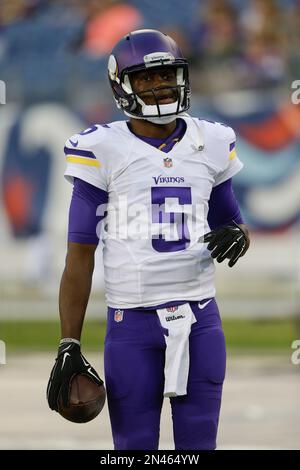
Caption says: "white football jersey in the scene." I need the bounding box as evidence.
[64,115,243,308]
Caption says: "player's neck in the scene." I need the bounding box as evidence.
[129,118,177,139]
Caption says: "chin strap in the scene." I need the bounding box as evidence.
[145,115,177,124]
[124,109,177,124]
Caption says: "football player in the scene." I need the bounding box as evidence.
[47,29,250,450]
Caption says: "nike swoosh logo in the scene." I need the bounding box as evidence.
[69,139,78,147]
[60,344,72,354]
[61,352,70,370]
[81,355,99,381]
[87,367,99,381]
[81,356,89,367]
[198,299,213,310]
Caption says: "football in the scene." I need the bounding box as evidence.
[58,374,106,423]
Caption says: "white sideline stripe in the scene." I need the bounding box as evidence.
[0,438,283,450]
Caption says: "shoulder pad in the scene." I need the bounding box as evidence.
[65,124,109,152]
[199,118,236,142]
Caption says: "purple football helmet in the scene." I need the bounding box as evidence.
[108,29,191,124]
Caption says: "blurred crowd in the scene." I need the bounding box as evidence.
[188,0,300,92]
[0,0,299,98]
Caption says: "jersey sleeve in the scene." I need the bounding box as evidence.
[213,126,244,187]
[63,126,108,191]
[208,178,244,229]
[68,178,108,245]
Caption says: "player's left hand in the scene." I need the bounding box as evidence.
[203,222,250,267]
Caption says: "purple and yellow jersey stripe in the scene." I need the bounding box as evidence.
[229,142,237,160]
[64,146,101,168]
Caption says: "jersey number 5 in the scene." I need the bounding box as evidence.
[151,187,191,253]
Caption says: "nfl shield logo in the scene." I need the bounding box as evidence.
[164,157,173,168]
[166,306,178,313]
[114,309,124,322]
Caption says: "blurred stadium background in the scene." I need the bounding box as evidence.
[0,0,300,450]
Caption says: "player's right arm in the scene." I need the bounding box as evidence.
[47,240,103,412]
[59,241,97,341]
[47,127,108,413]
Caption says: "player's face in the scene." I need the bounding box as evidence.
[129,67,178,106]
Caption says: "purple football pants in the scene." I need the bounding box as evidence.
[104,299,226,450]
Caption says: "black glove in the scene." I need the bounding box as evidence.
[203,222,249,267]
[47,341,103,411]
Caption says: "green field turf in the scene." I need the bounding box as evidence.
[0,317,298,353]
